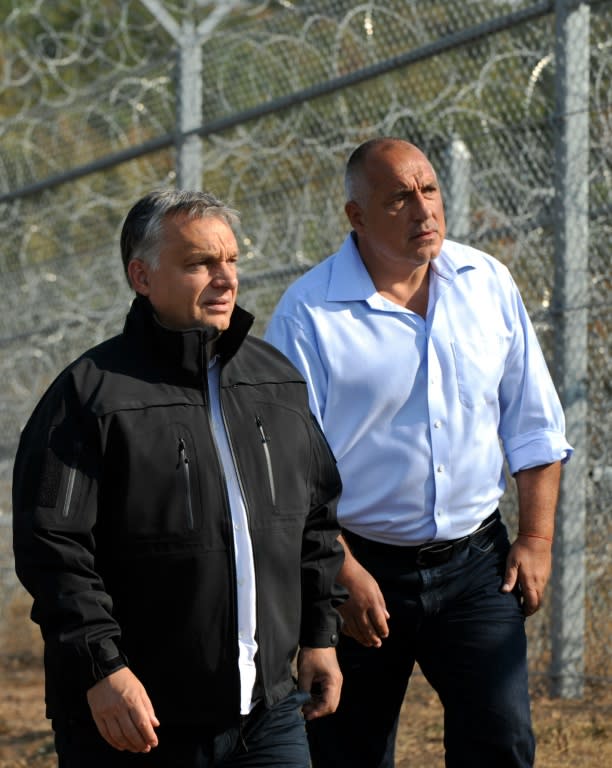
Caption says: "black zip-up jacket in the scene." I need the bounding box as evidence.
[12,296,344,730]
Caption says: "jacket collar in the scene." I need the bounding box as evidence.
[123,295,254,381]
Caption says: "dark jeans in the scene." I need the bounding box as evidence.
[307,515,535,768]
[54,690,311,768]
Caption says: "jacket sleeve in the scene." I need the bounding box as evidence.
[299,413,346,648]
[12,369,127,698]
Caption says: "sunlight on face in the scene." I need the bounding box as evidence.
[136,214,239,332]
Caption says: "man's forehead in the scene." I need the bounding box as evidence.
[401,166,436,187]
[374,156,436,188]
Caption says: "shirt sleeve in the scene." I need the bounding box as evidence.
[264,310,328,427]
[498,275,573,474]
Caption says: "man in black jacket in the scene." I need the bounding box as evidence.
[12,189,345,767]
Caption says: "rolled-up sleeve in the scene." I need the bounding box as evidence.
[498,278,573,474]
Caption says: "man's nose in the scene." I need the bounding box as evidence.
[413,191,431,219]
[212,262,238,286]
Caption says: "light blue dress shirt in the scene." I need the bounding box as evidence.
[264,234,572,545]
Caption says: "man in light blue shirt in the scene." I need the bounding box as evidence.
[264,137,572,768]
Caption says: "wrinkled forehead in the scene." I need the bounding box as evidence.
[367,143,437,188]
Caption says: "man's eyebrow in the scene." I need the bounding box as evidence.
[188,248,240,259]
[391,182,419,194]
[186,249,215,258]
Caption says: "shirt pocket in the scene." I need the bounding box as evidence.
[451,336,507,409]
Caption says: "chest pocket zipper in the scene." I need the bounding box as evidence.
[255,415,276,507]
[61,441,82,518]
[177,438,195,530]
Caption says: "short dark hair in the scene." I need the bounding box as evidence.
[120,189,239,286]
[344,137,423,203]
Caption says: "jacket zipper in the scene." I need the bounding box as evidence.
[203,341,242,705]
[255,415,276,507]
[61,441,82,518]
[177,438,195,530]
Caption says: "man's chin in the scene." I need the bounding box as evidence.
[199,308,233,331]
[411,245,441,264]
[153,310,229,334]
[197,317,232,336]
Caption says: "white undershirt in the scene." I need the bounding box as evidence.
[208,358,258,714]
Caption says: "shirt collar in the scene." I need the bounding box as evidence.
[327,232,377,302]
[433,239,478,281]
[327,233,477,305]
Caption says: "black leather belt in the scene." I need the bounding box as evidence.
[342,510,501,569]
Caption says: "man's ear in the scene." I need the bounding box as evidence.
[345,200,364,232]
[127,259,150,295]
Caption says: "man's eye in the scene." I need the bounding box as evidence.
[186,261,210,271]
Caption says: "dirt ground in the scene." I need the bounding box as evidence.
[0,655,609,767]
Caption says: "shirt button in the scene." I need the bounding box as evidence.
[330,633,339,645]
[434,420,442,429]
[437,464,445,473]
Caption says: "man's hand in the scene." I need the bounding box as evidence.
[501,536,553,616]
[337,537,390,647]
[504,462,560,616]
[297,646,342,721]
[86,667,160,753]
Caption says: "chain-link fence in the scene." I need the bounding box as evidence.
[1,0,610,695]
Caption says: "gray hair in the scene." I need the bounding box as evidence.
[120,189,240,286]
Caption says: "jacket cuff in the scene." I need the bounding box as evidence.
[300,615,342,648]
[90,638,129,682]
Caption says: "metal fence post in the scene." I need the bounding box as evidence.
[444,137,471,241]
[139,1,242,190]
[551,0,590,699]
[139,1,203,189]
[177,23,204,190]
